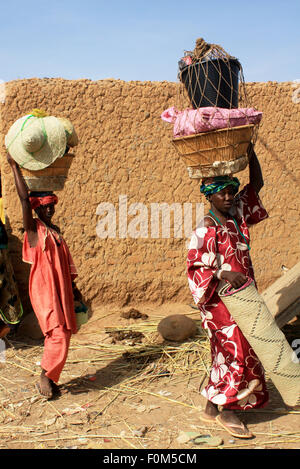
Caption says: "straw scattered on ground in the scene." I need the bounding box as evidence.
[0,304,299,450]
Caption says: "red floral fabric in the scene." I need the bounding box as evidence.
[187,184,269,409]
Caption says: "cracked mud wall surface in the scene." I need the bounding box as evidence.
[0,78,299,312]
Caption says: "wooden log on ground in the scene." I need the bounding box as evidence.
[261,262,300,327]
[274,297,300,329]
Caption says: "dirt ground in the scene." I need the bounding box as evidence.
[0,302,299,451]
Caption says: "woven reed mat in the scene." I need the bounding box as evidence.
[219,279,300,407]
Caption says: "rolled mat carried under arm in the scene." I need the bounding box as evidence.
[219,278,300,407]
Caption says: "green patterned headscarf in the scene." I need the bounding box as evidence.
[200,176,240,199]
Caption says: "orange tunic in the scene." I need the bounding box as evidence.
[23,219,77,335]
[41,325,72,383]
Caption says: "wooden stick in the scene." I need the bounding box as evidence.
[7,433,149,444]
[93,391,121,418]
[5,361,38,375]
[0,402,16,419]
[118,384,198,409]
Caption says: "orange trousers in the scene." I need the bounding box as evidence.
[41,325,71,383]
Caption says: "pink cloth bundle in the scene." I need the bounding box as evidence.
[161,106,262,138]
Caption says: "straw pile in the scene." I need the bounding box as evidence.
[71,315,211,381]
[1,311,300,449]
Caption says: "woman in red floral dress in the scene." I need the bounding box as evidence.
[187,145,269,438]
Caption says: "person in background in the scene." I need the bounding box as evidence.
[0,176,23,338]
[0,178,5,224]
[7,152,80,399]
[187,144,269,439]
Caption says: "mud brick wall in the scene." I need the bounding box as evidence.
[0,79,299,313]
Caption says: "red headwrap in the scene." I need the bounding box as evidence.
[29,194,58,210]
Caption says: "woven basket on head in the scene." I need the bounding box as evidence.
[173,124,254,166]
[219,279,300,407]
[172,38,258,180]
[21,153,75,191]
[173,124,254,179]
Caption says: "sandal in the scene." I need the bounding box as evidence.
[216,414,253,439]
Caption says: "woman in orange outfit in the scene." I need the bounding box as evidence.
[7,152,79,399]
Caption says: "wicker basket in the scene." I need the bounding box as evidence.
[172,124,255,167]
[21,154,74,191]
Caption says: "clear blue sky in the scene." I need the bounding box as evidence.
[1,0,299,83]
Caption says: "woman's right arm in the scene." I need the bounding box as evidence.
[7,153,38,246]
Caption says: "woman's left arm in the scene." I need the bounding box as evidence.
[248,143,264,194]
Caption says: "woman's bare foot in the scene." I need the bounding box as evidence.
[37,369,53,399]
[200,400,219,422]
[216,409,253,438]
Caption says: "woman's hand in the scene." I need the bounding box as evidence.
[221,271,248,289]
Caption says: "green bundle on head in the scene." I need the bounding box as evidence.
[200,176,240,199]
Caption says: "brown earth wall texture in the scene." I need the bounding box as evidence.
[0,79,299,313]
